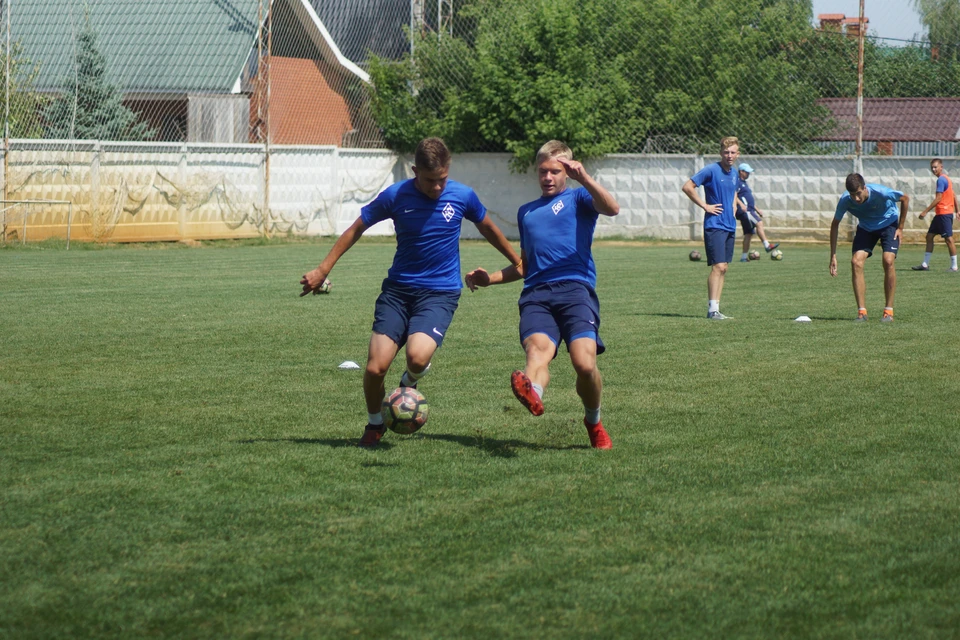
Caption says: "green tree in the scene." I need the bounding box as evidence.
[912,0,960,61]
[0,41,47,138]
[43,23,153,141]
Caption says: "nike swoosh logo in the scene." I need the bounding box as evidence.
[432,328,444,337]
[404,208,414,213]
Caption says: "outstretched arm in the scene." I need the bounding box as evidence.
[558,158,619,216]
[300,216,367,296]
[474,215,521,265]
[465,249,527,292]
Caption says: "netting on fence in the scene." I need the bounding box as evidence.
[0,0,956,159]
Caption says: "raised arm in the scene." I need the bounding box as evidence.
[300,216,367,296]
[558,158,619,216]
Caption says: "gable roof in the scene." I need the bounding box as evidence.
[14,0,261,94]
[817,98,960,142]
[308,0,409,67]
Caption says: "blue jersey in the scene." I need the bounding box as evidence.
[691,162,740,232]
[736,181,756,217]
[834,183,903,232]
[361,178,486,290]
[518,187,599,290]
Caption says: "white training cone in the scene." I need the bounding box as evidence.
[338,361,361,369]
[794,315,812,322]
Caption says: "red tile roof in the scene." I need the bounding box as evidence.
[816,98,960,141]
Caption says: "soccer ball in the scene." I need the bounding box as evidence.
[770,249,784,261]
[689,250,702,261]
[748,250,761,261]
[382,387,429,434]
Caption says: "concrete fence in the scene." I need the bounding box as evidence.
[0,140,949,244]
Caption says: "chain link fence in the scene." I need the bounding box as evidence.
[0,0,957,242]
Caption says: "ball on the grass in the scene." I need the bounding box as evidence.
[770,249,784,261]
[382,387,429,434]
[748,250,761,261]
[319,278,332,293]
[689,250,702,262]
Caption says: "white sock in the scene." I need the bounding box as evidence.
[762,240,771,249]
[924,252,932,266]
[952,255,958,268]
[531,383,544,400]
[585,406,601,425]
[400,362,431,387]
[741,252,748,261]
[708,300,720,314]
[368,412,383,426]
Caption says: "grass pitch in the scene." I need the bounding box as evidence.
[2,239,959,638]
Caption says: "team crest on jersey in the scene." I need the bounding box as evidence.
[551,200,564,215]
[442,203,456,222]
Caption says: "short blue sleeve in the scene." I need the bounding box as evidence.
[360,187,395,227]
[463,189,487,224]
[691,166,713,188]
[937,176,949,193]
[834,194,850,221]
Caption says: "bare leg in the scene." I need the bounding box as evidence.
[742,233,752,254]
[851,251,868,310]
[881,251,896,308]
[945,235,957,257]
[404,332,440,376]
[708,262,728,301]
[364,333,400,414]
[755,221,770,245]
[569,338,601,410]
[926,233,935,254]
[522,333,556,391]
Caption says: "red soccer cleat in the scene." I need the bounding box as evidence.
[511,370,544,416]
[358,424,386,448]
[584,419,612,450]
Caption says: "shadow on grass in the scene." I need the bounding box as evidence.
[235,437,393,450]
[235,434,588,458]
[637,312,703,318]
[420,433,589,458]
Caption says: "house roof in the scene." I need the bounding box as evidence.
[308,0,409,66]
[15,0,261,94]
[816,98,960,142]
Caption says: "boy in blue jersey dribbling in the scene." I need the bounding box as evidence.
[682,136,742,320]
[300,138,520,447]
[830,173,910,323]
[464,141,620,449]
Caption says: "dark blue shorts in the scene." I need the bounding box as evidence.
[704,228,736,265]
[852,221,900,257]
[372,280,460,348]
[737,210,761,235]
[518,280,605,357]
[928,214,954,238]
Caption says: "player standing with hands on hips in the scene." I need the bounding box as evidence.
[300,137,520,447]
[464,141,619,449]
[830,173,909,323]
[911,158,958,272]
[682,136,742,320]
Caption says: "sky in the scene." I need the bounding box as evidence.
[811,0,926,43]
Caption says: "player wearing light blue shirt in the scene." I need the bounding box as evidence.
[829,173,909,322]
[300,138,520,447]
[464,140,619,449]
[682,136,743,319]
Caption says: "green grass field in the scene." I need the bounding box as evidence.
[2,239,959,638]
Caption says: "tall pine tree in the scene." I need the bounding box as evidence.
[43,22,153,141]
